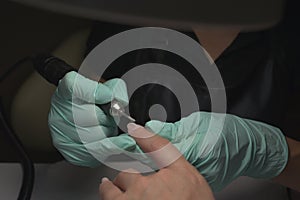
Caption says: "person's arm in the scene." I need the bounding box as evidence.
[144,112,290,192]
[273,137,300,191]
[272,92,300,192]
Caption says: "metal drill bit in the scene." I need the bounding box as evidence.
[117,109,136,122]
[110,100,136,122]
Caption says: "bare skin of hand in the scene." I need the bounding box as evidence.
[99,123,215,200]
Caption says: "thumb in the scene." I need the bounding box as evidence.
[127,123,183,169]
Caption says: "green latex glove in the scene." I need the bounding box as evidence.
[145,112,289,192]
[48,71,137,167]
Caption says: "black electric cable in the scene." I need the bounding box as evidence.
[0,106,34,200]
[0,54,112,200]
[32,53,112,115]
[0,57,35,200]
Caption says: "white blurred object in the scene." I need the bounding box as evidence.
[0,162,118,200]
[0,162,291,200]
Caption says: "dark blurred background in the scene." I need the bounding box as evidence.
[0,1,90,162]
[0,0,299,164]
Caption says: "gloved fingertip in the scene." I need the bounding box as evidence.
[103,78,129,105]
[94,84,114,104]
[145,120,166,134]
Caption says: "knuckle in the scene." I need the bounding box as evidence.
[189,174,201,185]
[188,171,207,187]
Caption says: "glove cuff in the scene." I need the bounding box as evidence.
[245,122,289,179]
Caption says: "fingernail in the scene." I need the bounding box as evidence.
[127,123,142,133]
[101,177,109,183]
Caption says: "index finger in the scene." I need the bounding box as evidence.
[127,123,184,169]
[58,71,113,104]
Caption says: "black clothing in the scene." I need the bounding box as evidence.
[85,16,299,140]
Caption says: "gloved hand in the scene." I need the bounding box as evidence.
[48,71,137,167]
[145,112,289,192]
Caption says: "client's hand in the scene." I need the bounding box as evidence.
[99,123,214,200]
